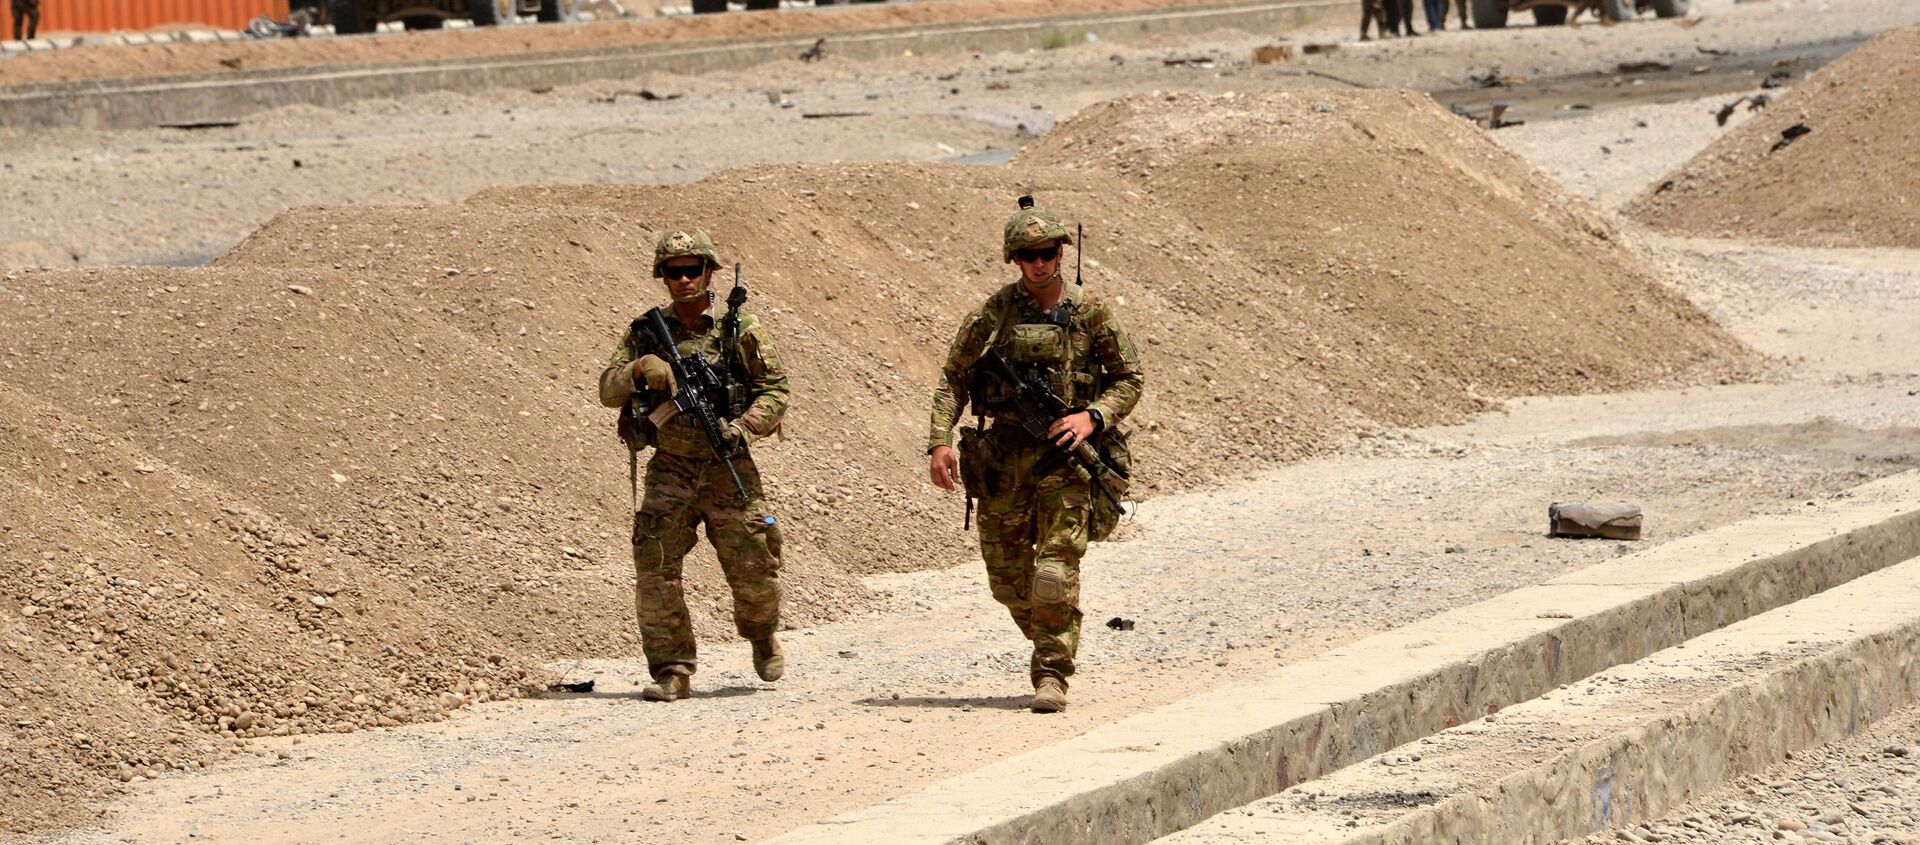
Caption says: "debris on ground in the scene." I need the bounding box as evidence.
[1252,44,1294,65]
[1713,92,1769,126]
[1768,121,1812,152]
[1548,502,1645,540]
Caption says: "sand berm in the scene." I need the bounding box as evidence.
[0,90,1754,832]
[1625,26,1920,248]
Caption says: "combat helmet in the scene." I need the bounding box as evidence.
[652,228,721,277]
[1002,196,1074,263]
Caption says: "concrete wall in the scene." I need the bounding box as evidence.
[769,473,1920,845]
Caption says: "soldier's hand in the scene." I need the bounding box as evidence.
[929,445,960,492]
[1047,412,1096,450]
[723,421,748,448]
[632,355,676,393]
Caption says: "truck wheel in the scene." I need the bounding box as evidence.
[744,0,777,8]
[537,0,568,21]
[1471,0,1509,28]
[1650,0,1688,16]
[691,0,727,11]
[470,0,500,24]
[401,14,443,28]
[1600,0,1634,20]
[327,0,367,33]
[1531,4,1567,24]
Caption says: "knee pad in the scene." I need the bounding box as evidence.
[1033,560,1067,603]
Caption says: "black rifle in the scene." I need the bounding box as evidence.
[973,346,1127,510]
[640,307,752,501]
[720,264,748,416]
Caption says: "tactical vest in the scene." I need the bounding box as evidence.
[626,318,751,457]
[970,288,1104,420]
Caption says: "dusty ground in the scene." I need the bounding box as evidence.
[5,0,1919,268]
[12,115,1920,845]
[5,0,1920,841]
[9,242,1919,844]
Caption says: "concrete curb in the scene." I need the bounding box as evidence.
[1164,552,1920,843]
[765,472,1920,845]
[0,0,1343,130]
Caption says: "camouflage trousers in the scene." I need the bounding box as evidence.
[631,449,783,679]
[974,429,1090,685]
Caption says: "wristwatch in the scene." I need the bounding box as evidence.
[1086,408,1105,434]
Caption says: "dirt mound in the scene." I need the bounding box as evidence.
[1017,90,1748,419]
[0,91,1751,832]
[1624,27,1920,248]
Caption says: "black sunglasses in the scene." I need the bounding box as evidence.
[661,264,707,281]
[1013,245,1062,263]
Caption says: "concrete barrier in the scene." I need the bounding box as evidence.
[0,0,1345,130]
[766,472,1920,845]
[1165,552,1920,843]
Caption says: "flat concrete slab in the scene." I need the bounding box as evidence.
[1163,552,1920,843]
[767,472,1920,845]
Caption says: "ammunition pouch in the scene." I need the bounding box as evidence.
[956,425,999,499]
[617,401,655,452]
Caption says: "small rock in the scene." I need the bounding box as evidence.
[287,285,313,296]
[309,596,329,608]
[1885,743,1911,757]
[1445,545,1467,554]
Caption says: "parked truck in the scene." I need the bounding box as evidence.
[1470,0,1691,28]
[314,0,569,33]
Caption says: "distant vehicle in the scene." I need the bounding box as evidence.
[309,0,572,33]
[1470,0,1690,27]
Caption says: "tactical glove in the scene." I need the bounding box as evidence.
[632,354,675,393]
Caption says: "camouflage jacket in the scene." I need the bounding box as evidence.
[928,278,1144,451]
[599,301,790,457]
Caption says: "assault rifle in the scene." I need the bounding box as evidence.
[973,346,1128,510]
[640,306,752,501]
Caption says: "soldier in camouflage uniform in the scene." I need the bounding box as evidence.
[927,201,1145,713]
[598,229,792,702]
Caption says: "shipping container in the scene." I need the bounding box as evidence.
[34,0,292,33]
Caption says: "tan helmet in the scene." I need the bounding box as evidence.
[652,228,721,277]
[1001,200,1074,263]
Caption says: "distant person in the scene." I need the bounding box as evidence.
[926,196,1143,714]
[1454,0,1472,28]
[598,228,791,703]
[1360,0,1385,39]
[11,0,39,40]
[1423,0,1446,30]
[1382,0,1419,36]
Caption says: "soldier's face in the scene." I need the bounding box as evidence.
[1013,239,1062,286]
[661,259,713,304]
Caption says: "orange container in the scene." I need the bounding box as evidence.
[37,0,293,33]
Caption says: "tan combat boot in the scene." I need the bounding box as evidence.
[641,673,690,702]
[752,635,785,682]
[1031,676,1068,713]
